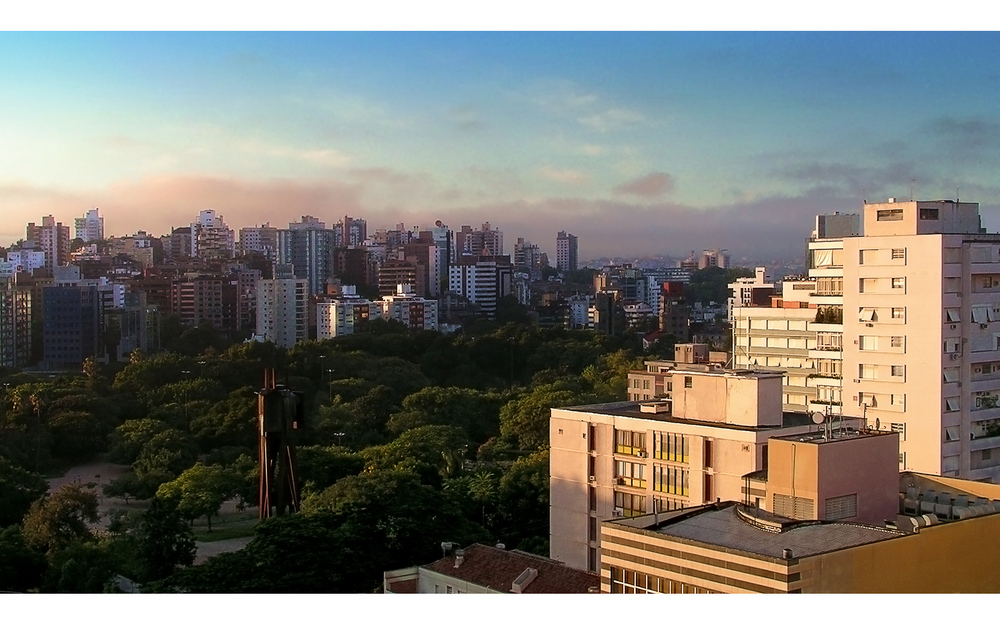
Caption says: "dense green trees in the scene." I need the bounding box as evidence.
[0,316,644,593]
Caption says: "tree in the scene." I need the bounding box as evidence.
[133,429,197,482]
[22,482,100,553]
[495,449,550,552]
[156,462,239,532]
[135,496,196,582]
[0,454,48,526]
[468,470,498,526]
[0,525,47,592]
[108,418,171,464]
[47,409,109,462]
[361,425,469,486]
[499,381,594,451]
[103,471,161,504]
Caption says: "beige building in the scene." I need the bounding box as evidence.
[379,284,438,331]
[842,199,1000,480]
[255,278,308,349]
[551,354,837,573]
[315,286,381,339]
[599,427,1000,593]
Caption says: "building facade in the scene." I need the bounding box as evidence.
[255,278,308,348]
[74,208,105,242]
[556,231,578,272]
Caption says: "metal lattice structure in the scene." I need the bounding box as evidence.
[258,369,304,519]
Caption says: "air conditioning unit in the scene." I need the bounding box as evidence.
[637,451,647,458]
[951,354,961,360]
[866,323,875,327]
[588,476,596,482]
[951,324,958,329]
[616,477,626,485]
[613,507,624,517]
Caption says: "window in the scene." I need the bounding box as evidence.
[825,493,858,520]
[891,336,904,349]
[945,426,960,442]
[614,491,646,517]
[946,397,960,412]
[892,277,905,290]
[616,461,646,488]
[891,365,905,378]
[860,335,878,351]
[919,208,940,220]
[683,376,692,389]
[704,474,714,503]
[891,248,906,260]
[892,307,905,320]
[946,309,961,323]
[653,465,689,496]
[891,422,906,440]
[773,494,815,520]
[654,432,689,462]
[615,429,646,456]
[877,209,904,221]
[973,307,989,324]
[859,308,876,322]
[859,392,877,408]
[859,364,878,379]
[642,379,650,390]
[891,394,905,409]
[655,497,685,512]
[703,439,714,469]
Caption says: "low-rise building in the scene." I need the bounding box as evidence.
[384,543,600,594]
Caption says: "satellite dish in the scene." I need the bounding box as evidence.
[812,412,825,425]
[875,417,881,430]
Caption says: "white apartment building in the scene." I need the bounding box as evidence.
[731,214,857,415]
[74,208,104,242]
[842,199,1000,481]
[727,267,773,322]
[551,354,819,573]
[380,284,438,331]
[556,231,578,272]
[190,209,236,260]
[255,278,307,349]
[448,256,512,319]
[316,286,381,339]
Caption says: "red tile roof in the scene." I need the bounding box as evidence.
[422,544,600,594]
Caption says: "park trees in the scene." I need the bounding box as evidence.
[22,482,100,554]
[156,462,241,532]
[0,454,48,526]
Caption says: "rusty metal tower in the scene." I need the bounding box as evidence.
[257,369,304,519]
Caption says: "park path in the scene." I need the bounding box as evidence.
[47,460,254,563]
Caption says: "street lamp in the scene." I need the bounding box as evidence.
[327,369,334,402]
[334,431,345,447]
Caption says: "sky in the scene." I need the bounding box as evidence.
[4,26,1000,262]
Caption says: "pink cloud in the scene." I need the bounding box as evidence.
[614,172,675,198]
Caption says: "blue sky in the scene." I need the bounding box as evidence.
[4,30,1000,261]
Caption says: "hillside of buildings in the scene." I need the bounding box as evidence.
[0,319,654,593]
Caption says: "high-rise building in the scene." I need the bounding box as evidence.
[842,199,1000,480]
[255,278,308,348]
[556,231,578,272]
[380,284,438,331]
[239,223,279,260]
[277,217,336,298]
[0,274,32,368]
[448,255,513,319]
[74,208,105,242]
[190,209,235,260]
[42,284,101,369]
[26,215,70,270]
[315,286,381,339]
[698,248,730,270]
[456,223,503,258]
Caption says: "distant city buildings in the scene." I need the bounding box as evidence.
[74,208,105,242]
[556,231,578,272]
[26,215,70,270]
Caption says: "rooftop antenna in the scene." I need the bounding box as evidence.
[863,188,867,204]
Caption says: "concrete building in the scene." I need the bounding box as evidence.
[384,543,600,594]
[238,223,279,260]
[448,255,513,320]
[277,217,336,297]
[699,248,730,270]
[171,274,240,331]
[4,245,46,275]
[841,199,1000,480]
[550,353,828,573]
[556,231,578,272]
[255,278,308,348]
[599,433,1000,593]
[731,213,859,415]
[26,215,70,270]
[456,222,504,258]
[190,209,235,260]
[380,284,438,331]
[0,275,32,368]
[315,286,381,339]
[42,284,101,369]
[727,267,774,322]
[74,208,105,242]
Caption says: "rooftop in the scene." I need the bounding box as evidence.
[610,502,903,560]
[422,544,600,593]
[771,426,894,446]
[559,400,815,432]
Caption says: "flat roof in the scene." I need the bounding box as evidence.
[557,401,815,432]
[611,503,903,560]
[771,427,895,445]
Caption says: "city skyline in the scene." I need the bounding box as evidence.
[4,31,1000,259]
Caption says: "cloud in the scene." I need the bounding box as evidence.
[578,107,645,132]
[539,166,588,184]
[614,172,674,198]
